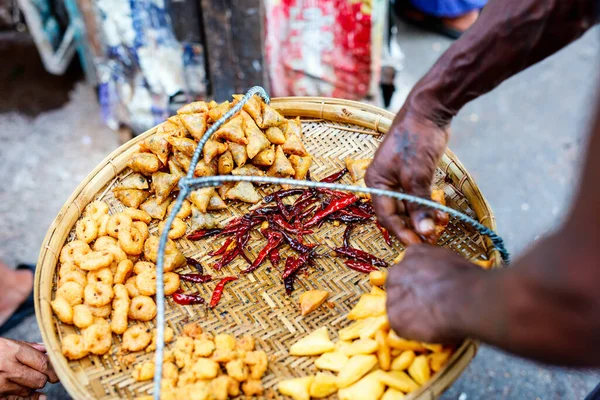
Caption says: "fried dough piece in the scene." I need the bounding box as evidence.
[252,146,275,167]
[180,113,208,140]
[167,136,196,157]
[265,126,286,145]
[140,132,170,165]
[114,189,150,209]
[152,172,180,204]
[231,165,265,176]
[203,140,228,164]
[268,146,295,178]
[243,113,270,159]
[289,155,312,180]
[218,151,234,175]
[128,153,161,175]
[225,181,261,204]
[189,188,216,213]
[282,133,308,157]
[260,103,285,129]
[345,158,371,181]
[228,142,248,167]
[177,101,208,114]
[189,206,221,230]
[213,115,247,145]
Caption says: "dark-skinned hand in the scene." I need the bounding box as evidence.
[385,244,482,344]
[0,338,59,400]
[365,106,449,245]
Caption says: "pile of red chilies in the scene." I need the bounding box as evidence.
[172,168,390,308]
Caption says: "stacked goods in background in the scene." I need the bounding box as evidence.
[264,0,386,100]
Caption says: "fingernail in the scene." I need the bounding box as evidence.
[418,218,435,234]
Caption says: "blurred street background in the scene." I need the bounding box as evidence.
[0,3,599,399]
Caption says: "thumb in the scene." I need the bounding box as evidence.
[405,186,438,238]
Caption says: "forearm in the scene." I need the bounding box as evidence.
[407,0,597,124]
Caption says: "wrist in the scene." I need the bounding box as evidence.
[403,82,456,129]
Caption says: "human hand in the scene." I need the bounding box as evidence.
[0,338,59,399]
[385,244,482,344]
[365,105,449,245]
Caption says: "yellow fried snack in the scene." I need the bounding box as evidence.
[84,282,114,307]
[189,187,215,213]
[56,281,84,306]
[75,217,98,244]
[128,153,161,175]
[122,324,152,352]
[391,350,415,371]
[314,351,349,372]
[408,354,431,385]
[118,226,145,256]
[267,146,295,178]
[111,284,130,334]
[309,372,338,398]
[338,371,385,400]
[208,100,231,122]
[299,290,329,316]
[337,354,378,388]
[158,217,187,239]
[62,334,89,360]
[140,132,170,165]
[284,116,302,138]
[113,188,150,209]
[73,304,94,329]
[243,113,271,159]
[87,267,113,286]
[260,103,285,129]
[228,142,247,167]
[167,136,196,157]
[143,236,186,272]
[151,172,180,205]
[113,259,133,284]
[83,323,112,355]
[203,140,228,164]
[282,132,308,157]
[265,126,285,145]
[289,327,334,356]
[233,94,262,126]
[289,154,312,180]
[106,213,133,238]
[177,100,208,115]
[225,181,261,204]
[251,146,275,167]
[231,164,265,177]
[59,240,90,265]
[218,151,234,174]
[207,193,227,211]
[140,196,173,220]
[180,112,208,141]
[277,376,313,400]
[167,199,192,219]
[132,361,155,382]
[213,115,247,144]
[345,157,371,181]
[51,296,73,324]
[129,296,157,321]
[189,206,221,231]
[83,201,109,221]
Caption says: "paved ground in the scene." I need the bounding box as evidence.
[0,21,599,399]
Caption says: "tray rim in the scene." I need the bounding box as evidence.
[34,96,498,400]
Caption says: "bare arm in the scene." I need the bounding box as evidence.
[367,0,598,243]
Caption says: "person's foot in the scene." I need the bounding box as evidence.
[441,9,480,32]
[0,266,34,327]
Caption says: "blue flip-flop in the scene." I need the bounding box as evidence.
[0,264,36,335]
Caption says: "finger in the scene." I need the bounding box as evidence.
[406,186,439,238]
[10,364,48,390]
[26,343,47,353]
[5,393,47,400]
[15,345,57,383]
[3,382,33,397]
[372,195,421,245]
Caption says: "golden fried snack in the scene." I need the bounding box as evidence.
[180,113,208,141]
[167,199,192,219]
[73,304,94,329]
[96,214,110,236]
[284,116,302,138]
[193,158,217,178]
[260,103,285,129]
[143,236,186,272]
[140,132,171,165]
[93,238,128,264]
[289,155,313,180]
[62,334,88,360]
[217,151,234,175]
[59,240,90,265]
[178,100,208,115]
[125,276,141,298]
[132,361,155,381]
[207,193,227,211]
[123,207,152,223]
[208,100,230,122]
[189,207,221,231]
[56,281,84,306]
[228,142,247,167]
[167,136,196,157]
[243,113,270,159]
[58,263,82,278]
[76,250,114,271]
[75,217,98,244]
[122,324,152,352]
[164,272,181,296]
[117,173,149,190]
[252,146,275,167]
[213,115,247,145]
[245,350,269,380]
[106,213,133,239]
[172,150,192,170]
[189,187,215,213]
[265,126,286,145]
[83,201,109,221]
[136,269,157,296]
[59,270,87,288]
[231,164,265,177]
[345,158,371,181]
[203,140,228,164]
[140,196,173,220]
[129,296,157,321]
[233,94,262,126]
[111,284,130,334]
[113,189,150,209]
[128,153,161,175]
[267,146,295,178]
[282,133,308,157]
[158,217,187,240]
[88,304,112,318]
[83,323,112,355]
[225,181,261,204]
[132,221,149,242]
[152,172,180,204]
[146,326,175,352]
[118,226,145,255]
[51,296,73,324]
[84,282,114,307]
[87,267,113,286]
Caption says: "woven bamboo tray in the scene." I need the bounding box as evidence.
[35,97,500,400]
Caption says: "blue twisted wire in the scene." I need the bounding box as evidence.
[153,86,508,399]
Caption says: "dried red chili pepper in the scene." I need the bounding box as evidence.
[320,168,348,183]
[345,206,373,220]
[327,212,368,224]
[344,260,378,273]
[270,214,313,235]
[209,237,234,257]
[263,189,305,203]
[186,228,222,240]
[213,247,239,270]
[376,222,393,246]
[284,272,296,295]
[186,257,204,274]
[290,197,317,219]
[343,224,355,248]
[209,277,238,308]
[282,253,310,279]
[304,193,359,228]
[275,194,291,220]
[335,246,389,268]
[269,248,281,269]
[279,229,316,253]
[242,231,283,274]
[355,201,375,215]
[317,188,347,198]
[179,273,213,283]
[172,292,206,305]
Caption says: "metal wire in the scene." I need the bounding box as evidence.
[152,86,509,398]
